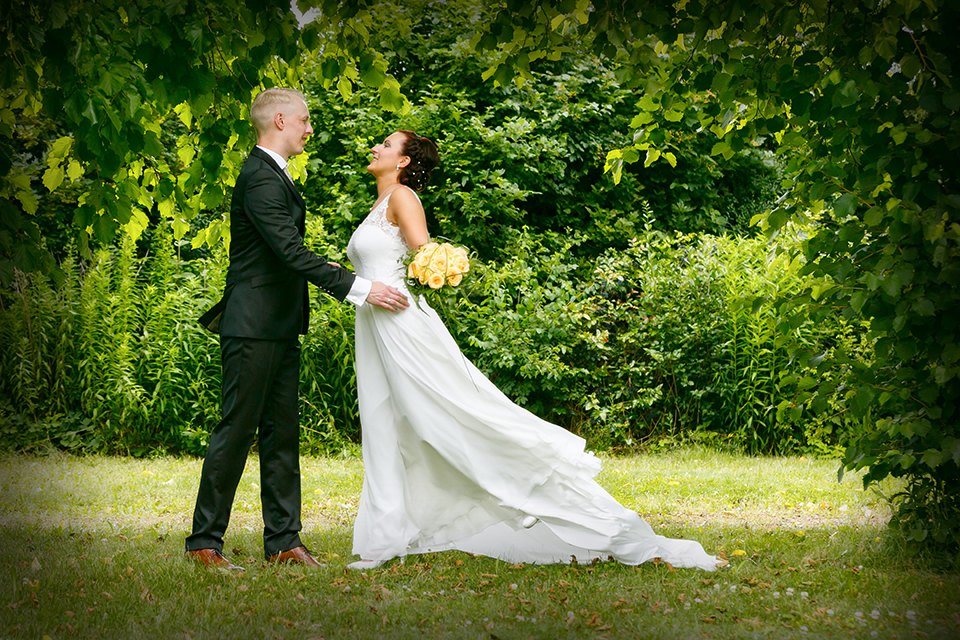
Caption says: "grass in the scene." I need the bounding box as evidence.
[0,447,958,639]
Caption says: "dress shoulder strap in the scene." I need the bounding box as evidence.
[399,184,422,202]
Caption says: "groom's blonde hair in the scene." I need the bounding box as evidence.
[250,88,307,136]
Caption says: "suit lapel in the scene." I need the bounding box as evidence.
[250,147,306,208]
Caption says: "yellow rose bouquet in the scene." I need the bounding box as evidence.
[404,241,475,310]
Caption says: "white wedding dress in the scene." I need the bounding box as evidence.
[344,189,720,570]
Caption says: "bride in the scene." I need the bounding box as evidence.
[344,130,722,571]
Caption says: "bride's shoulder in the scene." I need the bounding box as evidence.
[389,185,422,209]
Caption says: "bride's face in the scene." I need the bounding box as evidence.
[367,132,409,176]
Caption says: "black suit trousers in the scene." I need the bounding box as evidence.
[185,336,304,557]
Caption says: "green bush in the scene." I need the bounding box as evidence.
[0,221,366,457]
[0,216,872,457]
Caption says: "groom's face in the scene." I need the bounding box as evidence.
[279,100,313,158]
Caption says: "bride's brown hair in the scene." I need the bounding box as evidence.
[397,130,439,192]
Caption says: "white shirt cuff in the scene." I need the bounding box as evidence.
[345,276,372,306]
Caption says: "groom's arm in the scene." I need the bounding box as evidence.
[243,167,407,311]
[243,167,355,301]
[344,276,372,306]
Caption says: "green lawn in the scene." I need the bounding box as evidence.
[1,448,957,639]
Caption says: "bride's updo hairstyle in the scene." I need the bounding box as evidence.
[397,130,439,192]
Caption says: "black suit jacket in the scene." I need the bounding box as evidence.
[200,146,356,339]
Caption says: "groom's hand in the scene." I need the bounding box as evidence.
[367,282,409,312]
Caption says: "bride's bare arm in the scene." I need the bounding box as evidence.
[387,187,430,249]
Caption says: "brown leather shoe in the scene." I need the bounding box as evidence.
[266,545,323,568]
[185,548,244,571]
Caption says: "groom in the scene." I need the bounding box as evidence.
[185,87,408,570]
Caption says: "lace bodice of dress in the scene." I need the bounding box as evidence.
[346,191,411,289]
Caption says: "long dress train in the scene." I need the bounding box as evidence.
[344,190,720,570]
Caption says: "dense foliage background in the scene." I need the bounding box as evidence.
[0,2,848,457]
[2,0,957,551]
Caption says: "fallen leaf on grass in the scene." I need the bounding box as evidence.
[271,617,297,628]
[31,558,41,571]
[732,550,747,557]
[101,592,114,601]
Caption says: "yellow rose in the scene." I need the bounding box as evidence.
[447,272,463,286]
[427,272,445,289]
[418,267,432,285]
[407,262,420,279]
[429,255,448,274]
[415,243,437,267]
[452,255,470,273]
[453,246,468,259]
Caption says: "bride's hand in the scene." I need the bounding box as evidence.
[367,282,409,312]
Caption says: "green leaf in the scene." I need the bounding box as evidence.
[850,291,867,313]
[638,94,658,111]
[833,193,858,217]
[895,338,916,360]
[174,103,192,128]
[882,273,903,298]
[943,91,960,111]
[922,449,944,469]
[493,63,513,87]
[912,298,935,316]
[359,64,387,88]
[900,54,922,79]
[66,160,83,182]
[42,166,64,192]
[767,207,787,232]
[630,112,654,127]
[48,136,73,161]
[82,99,98,124]
[876,35,897,61]
[864,206,884,226]
[710,140,730,157]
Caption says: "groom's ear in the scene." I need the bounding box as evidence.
[273,111,284,130]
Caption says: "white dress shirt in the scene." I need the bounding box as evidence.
[255,145,371,306]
